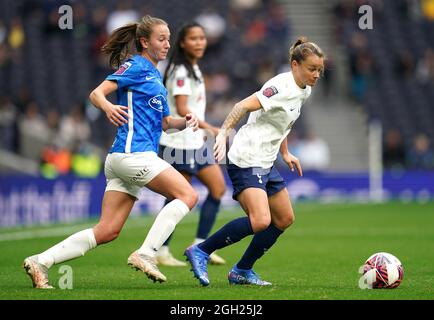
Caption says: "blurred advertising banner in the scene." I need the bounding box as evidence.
[1,171,433,227]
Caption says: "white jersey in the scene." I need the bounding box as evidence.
[159,64,206,150]
[228,72,311,168]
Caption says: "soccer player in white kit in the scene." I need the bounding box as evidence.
[157,22,226,266]
[23,15,200,288]
[185,37,325,286]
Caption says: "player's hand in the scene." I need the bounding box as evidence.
[186,113,199,131]
[214,132,226,162]
[282,152,303,177]
[103,104,129,127]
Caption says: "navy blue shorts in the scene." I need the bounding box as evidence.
[226,164,287,201]
[159,144,216,176]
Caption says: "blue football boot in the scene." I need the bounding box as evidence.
[228,265,272,286]
[184,245,210,286]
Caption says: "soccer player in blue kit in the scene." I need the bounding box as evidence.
[185,37,325,286]
[23,15,199,288]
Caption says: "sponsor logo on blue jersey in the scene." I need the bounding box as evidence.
[148,95,165,112]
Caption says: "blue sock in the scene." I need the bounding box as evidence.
[196,193,221,239]
[236,224,283,270]
[162,198,173,246]
[198,217,254,254]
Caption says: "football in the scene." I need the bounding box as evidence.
[361,252,404,289]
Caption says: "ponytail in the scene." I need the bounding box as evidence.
[289,36,324,64]
[101,15,168,69]
[102,23,138,69]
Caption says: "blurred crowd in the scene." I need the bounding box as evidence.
[0,0,292,177]
[333,0,434,170]
[333,0,434,102]
[383,129,434,170]
[1,0,433,176]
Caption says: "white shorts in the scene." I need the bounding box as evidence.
[104,152,172,198]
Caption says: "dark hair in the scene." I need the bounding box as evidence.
[289,36,324,64]
[163,22,205,85]
[101,15,168,69]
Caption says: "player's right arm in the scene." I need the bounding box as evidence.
[214,94,262,162]
[89,80,129,127]
[280,136,303,177]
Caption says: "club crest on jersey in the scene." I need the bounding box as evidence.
[148,95,165,112]
[114,62,132,75]
[263,86,278,98]
[177,78,185,87]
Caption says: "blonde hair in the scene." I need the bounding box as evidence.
[289,36,324,64]
[101,15,168,69]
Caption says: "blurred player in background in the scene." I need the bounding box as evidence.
[185,37,325,286]
[157,22,226,267]
[23,15,200,288]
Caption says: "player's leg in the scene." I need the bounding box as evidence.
[194,164,226,265]
[229,188,293,286]
[269,187,295,230]
[24,190,135,289]
[236,188,294,269]
[185,187,270,286]
[131,165,198,274]
[156,171,192,267]
[128,166,197,282]
[229,168,290,286]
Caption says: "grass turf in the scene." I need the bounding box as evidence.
[0,202,433,300]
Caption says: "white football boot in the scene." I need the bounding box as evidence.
[23,255,54,289]
[127,251,167,283]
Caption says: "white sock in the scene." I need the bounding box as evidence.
[138,199,190,257]
[37,228,97,269]
[157,245,169,255]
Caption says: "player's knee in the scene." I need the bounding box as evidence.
[250,215,271,233]
[94,225,121,244]
[275,212,295,230]
[178,188,198,210]
[209,184,226,200]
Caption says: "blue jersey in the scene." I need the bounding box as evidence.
[106,55,170,154]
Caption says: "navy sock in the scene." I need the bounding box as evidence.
[196,194,221,240]
[236,224,284,270]
[162,198,173,246]
[198,217,254,254]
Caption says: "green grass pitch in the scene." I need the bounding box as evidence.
[0,202,433,300]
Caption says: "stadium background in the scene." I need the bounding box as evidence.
[0,0,433,300]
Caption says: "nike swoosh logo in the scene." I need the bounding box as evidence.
[145,76,155,80]
[290,108,295,111]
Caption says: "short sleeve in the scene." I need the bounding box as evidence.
[255,76,283,112]
[171,65,192,96]
[106,60,141,89]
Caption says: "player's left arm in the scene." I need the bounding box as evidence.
[280,136,303,176]
[213,94,262,162]
[162,113,199,132]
